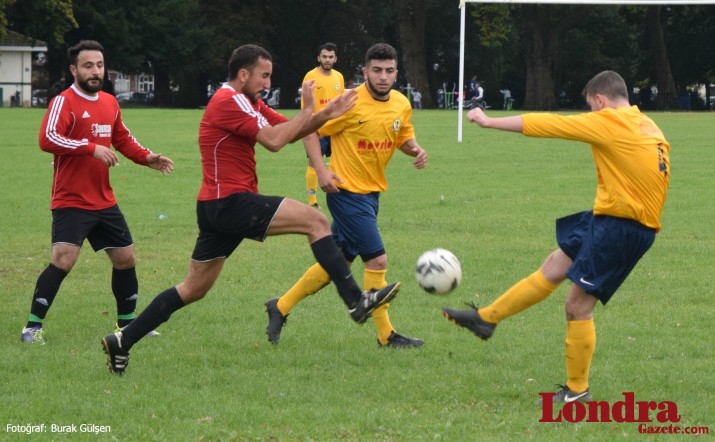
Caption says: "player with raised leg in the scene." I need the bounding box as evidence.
[443,71,670,403]
[101,44,399,375]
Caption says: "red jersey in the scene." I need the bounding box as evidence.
[39,84,153,210]
[197,84,288,200]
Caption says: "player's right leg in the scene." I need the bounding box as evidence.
[22,207,94,344]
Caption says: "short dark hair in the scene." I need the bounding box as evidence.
[365,43,398,67]
[318,42,337,55]
[583,70,628,100]
[228,44,272,80]
[68,40,104,66]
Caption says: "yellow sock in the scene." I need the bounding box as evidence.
[479,269,559,324]
[565,319,596,393]
[364,269,393,344]
[306,166,318,206]
[277,264,330,315]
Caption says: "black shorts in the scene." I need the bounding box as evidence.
[51,205,133,252]
[191,192,285,262]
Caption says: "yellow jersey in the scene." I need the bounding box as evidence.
[318,84,415,194]
[301,67,345,112]
[523,106,670,231]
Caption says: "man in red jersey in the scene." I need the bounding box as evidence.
[21,40,174,345]
[101,44,400,374]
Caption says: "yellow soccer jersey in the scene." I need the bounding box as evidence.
[523,106,670,231]
[301,67,345,112]
[318,84,415,194]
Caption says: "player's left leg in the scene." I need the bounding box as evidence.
[364,256,423,349]
[106,246,139,328]
[563,284,598,396]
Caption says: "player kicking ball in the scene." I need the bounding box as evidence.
[443,70,670,403]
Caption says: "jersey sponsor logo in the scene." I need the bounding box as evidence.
[82,111,91,118]
[357,138,394,154]
[392,119,401,132]
[91,123,112,138]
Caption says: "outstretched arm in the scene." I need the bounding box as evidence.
[467,108,523,133]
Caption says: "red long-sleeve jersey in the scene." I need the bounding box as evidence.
[39,84,153,210]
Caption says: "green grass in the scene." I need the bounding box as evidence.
[0,107,713,441]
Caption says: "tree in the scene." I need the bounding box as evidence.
[647,5,679,110]
[395,0,434,108]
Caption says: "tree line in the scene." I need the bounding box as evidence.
[2,0,714,110]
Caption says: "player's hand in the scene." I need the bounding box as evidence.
[467,107,489,127]
[93,145,119,167]
[146,153,174,175]
[410,146,428,169]
[317,168,343,193]
[301,79,316,112]
[322,89,358,120]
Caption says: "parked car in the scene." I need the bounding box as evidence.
[261,87,280,108]
[116,91,154,105]
[32,89,48,107]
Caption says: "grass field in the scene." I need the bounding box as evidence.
[0,107,713,441]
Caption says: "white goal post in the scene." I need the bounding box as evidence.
[456,0,715,142]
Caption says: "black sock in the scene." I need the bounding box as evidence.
[27,264,68,327]
[112,267,138,327]
[120,287,184,350]
[311,236,361,308]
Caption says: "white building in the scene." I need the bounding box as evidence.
[0,30,47,107]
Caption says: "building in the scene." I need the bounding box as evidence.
[108,70,154,95]
[0,30,47,107]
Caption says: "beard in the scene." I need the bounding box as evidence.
[366,77,391,100]
[78,76,103,94]
[320,61,333,71]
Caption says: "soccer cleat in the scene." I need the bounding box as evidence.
[310,203,321,210]
[442,303,496,340]
[265,297,288,344]
[102,332,129,375]
[115,323,160,337]
[379,331,424,349]
[20,326,45,344]
[538,384,592,404]
[349,282,400,324]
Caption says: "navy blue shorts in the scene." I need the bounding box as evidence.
[191,193,284,262]
[556,211,656,304]
[52,205,133,252]
[320,136,332,157]
[326,190,384,262]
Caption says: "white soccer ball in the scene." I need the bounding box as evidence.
[415,249,462,295]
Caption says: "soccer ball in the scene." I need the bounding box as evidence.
[415,249,462,294]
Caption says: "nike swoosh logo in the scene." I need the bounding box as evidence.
[358,120,368,124]
[316,86,323,89]
[564,392,589,403]
[579,277,595,286]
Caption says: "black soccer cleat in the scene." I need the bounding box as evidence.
[265,297,288,344]
[379,331,424,349]
[350,282,400,324]
[442,303,496,340]
[102,332,129,375]
[538,384,592,404]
